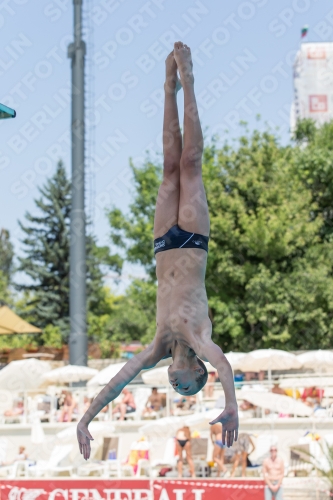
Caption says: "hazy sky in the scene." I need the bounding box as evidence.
[0,0,331,288]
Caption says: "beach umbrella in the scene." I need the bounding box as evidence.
[0,390,13,413]
[238,390,313,417]
[0,305,41,334]
[142,354,247,384]
[141,365,170,386]
[297,350,333,373]
[240,349,302,381]
[87,362,126,387]
[205,352,246,372]
[225,352,246,370]
[0,358,51,391]
[41,365,98,385]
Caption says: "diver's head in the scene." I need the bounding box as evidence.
[168,357,208,395]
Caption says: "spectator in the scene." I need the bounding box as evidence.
[223,442,241,477]
[284,387,301,399]
[240,400,256,412]
[101,404,109,414]
[83,396,92,413]
[3,446,28,466]
[13,446,28,461]
[176,426,195,478]
[231,433,255,477]
[142,387,164,416]
[263,445,284,500]
[301,386,324,407]
[204,371,216,398]
[57,390,67,410]
[271,379,286,396]
[210,423,227,477]
[4,399,24,417]
[176,395,196,412]
[58,392,77,422]
[112,388,136,420]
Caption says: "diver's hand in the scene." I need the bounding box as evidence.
[77,421,94,460]
[209,404,239,447]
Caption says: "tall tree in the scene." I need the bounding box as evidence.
[18,161,71,332]
[17,161,114,341]
[0,229,14,281]
[107,124,333,351]
[0,229,14,305]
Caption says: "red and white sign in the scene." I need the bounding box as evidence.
[292,42,333,127]
[309,95,328,113]
[0,479,264,500]
[153,479,263,500]
[307,47,326,59]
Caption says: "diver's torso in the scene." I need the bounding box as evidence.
[155,248,210,346]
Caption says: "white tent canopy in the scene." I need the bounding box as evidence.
[87,362,126,387]
[297,350,333,372]
[0,358,51,391]
[240,349,302,373]
[41,365,97,385]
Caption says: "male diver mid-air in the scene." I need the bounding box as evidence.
[77,42,238,460]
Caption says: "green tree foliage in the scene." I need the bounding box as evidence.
[293,119,333,241]
[0,229,14,280]
[106,279,157,345]
[0,229,14,305]
[18,161,71,333]
[0,271,11,305]
[17,161,114,343]
[107,122,333,351]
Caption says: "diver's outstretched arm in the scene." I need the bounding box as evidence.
[77,342,161,459]
[196,338,238,447]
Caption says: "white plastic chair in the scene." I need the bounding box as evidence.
[77,437,122,478]
[136,458,151,477]
[251,434,279,465]
[0,391,13,424]
[126,388,152,420]
[0,438,8,465]
[28,444,73,477]
[0,460,33,478]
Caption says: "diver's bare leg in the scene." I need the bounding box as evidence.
[174,41,209,236]
[154,51,182,239]
[176,442,183,477]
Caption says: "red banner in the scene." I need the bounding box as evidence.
[153,479,264,500]
[0,479,264,500]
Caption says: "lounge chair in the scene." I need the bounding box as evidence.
[27,444,73,477]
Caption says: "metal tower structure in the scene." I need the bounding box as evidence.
[68,0,87,366]
[291,42,333,129]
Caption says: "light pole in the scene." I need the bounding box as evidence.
[68,0,87,366]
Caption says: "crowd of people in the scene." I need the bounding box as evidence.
[1,372,327,425]
[175,423,285,499]
[239,376,325,417]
